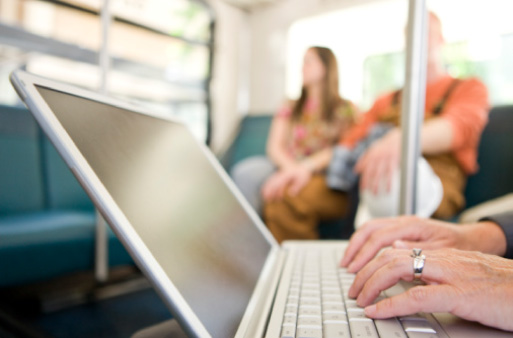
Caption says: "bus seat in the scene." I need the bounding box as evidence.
[0,104,133,288]
[464,105,513,209]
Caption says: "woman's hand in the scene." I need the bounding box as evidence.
[261,164,312,202]
[340,216,507,273]
[348,248,513,332]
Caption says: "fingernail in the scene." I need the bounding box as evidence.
[365,304,377,316]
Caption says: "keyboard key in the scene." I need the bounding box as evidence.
[323,313,348,322]
[323,323,351,338]
[405,332,439,338]
[301,299,321,306]
[344,300,361,308]
[374,318,408,338]
[322,295,343,303]
[296,327,322,338]
[285,304,298,314]
[283,315,297,325]
[301,290,321,297]
[399,314,428,322]
[348,310,372,321]
[323,304,346,312]
[349,320,379,337]
[299,307,321,317]
[322,301,344,307]
[298,317,322,326]
[402,320,437,333]
[280,325,296,338]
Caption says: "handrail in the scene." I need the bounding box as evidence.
[399,0,428,215]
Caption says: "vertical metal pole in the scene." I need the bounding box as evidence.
[399,0,428,215]
[95,0,111,283]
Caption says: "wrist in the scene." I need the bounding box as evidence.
[300,157,317,173]
[463,222,507,256]
[278,159,298,171]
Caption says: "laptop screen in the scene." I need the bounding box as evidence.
[35,85,273,337]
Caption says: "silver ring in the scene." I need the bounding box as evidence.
[411,248,425,280]
[411,248,422,257]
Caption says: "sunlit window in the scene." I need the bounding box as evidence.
[286,0,513,110]
[0,0,213,142]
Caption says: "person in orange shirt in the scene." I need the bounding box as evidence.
[327,12,489,221]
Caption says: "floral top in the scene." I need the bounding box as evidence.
[277,98,356,160]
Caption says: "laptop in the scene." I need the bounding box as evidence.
[10,70,511,338]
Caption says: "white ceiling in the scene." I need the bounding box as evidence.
[219,0,281,10]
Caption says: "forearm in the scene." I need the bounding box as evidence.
[419,118,453,154]
[480,211,513,259]
[301,148,333,172]
[267,146,296,170]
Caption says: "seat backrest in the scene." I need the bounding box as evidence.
[43,137,94,211]
[464,105,513,208]
[221,115,272,170]
[0,105,45,215]
[0,104,94,216]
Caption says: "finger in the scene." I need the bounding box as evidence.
[365,285,455,319]
[356,255,415,306]
[393,239,449,250]
[341,218,399,267]
[288,177,305,196]
[347,221,424,273]
[261,182,273,201]
[265,180,278,202]
[268,174,286,201]
[354,152,368,174]
[349,249,409,298]
[276,179,290,201]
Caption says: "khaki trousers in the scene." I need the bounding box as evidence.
[264,175,349,243]
[426,154,466,219]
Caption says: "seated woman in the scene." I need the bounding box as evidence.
[231,46,357,242]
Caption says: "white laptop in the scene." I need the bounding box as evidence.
[10,70,511,338]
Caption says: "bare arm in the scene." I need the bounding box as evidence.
[420,117,453,154]
[301,148,333,172]
[266,117,296,170]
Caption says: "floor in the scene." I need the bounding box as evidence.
[0,268,172,338]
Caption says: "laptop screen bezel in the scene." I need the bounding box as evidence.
[10,70,282,337]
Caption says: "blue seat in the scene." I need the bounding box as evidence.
[0,104,133,287]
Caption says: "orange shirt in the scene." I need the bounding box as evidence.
[340,75,489,174]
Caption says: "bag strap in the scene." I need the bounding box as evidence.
[390,78,462,115]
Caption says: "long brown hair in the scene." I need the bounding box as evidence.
[292,46,343,121]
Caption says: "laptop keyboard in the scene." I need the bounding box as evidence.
[279,249,440,338]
